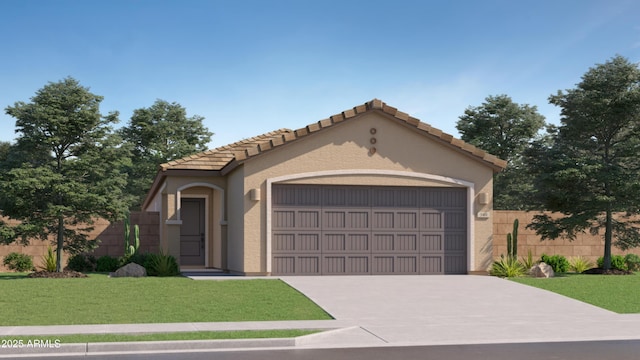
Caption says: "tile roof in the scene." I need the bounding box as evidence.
[159,99,507,173]
[159,129,294,171]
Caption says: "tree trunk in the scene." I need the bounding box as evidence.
[56,215,64,272]
[603,209,612,270]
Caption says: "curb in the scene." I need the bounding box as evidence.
[0,338,296,357]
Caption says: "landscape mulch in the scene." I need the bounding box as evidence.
[582,267,633,275]
[28,270,88,278]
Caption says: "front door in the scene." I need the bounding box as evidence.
[180,198,206,266]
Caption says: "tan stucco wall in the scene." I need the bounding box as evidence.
[240,112,495,274]
[154,176,227,268]
[226,166,245,273]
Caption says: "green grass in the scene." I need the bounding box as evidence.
[0,273,331,325]
[0,329,320,343]
[511,273,640,313]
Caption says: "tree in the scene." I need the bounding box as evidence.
[120,99,212,208]
[0,141,10,171]
[456,95,546,209]
[0,77,131,271]
[526,55,640,270]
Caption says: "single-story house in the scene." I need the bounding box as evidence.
[142,99,506,275]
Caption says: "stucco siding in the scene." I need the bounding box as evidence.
[242,112,495,273]
[226,166,246,273]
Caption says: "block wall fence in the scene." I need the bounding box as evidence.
[3,210,640,272]
[493,211,640,263]
[0,212,160,271]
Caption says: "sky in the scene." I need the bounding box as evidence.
[0,0,639,148]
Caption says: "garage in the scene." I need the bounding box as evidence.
[271,184,467,275]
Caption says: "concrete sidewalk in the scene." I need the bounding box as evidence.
[3,275,640,356]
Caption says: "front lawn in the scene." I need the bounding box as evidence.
[0,274,331,326]
[511,273,640,313]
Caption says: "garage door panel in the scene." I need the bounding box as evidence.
[421,256,443,274]
[373,211,394,228]
[373,211,420,230]
[273,255,322,275]
[273,210,295,228]
[298,211,320,228]
[347,256,370,273]
[322,233,371,252]
[444,211,466,229]
[373,256,395,273]
[272,256,295,274]
[324,211,346,229]
[348,211,370,228]
[396,212,418,229]
[272,185,467,275]
[421,233,443,252]
[444,233,466,251]
[323,256,346,274]
[444,255,466,274]
[272,233,296,251]
[273,233,321,252]
[373,233,420,252]
[421,212,443,230]
[373,255,420,274]
[322,255,371,274]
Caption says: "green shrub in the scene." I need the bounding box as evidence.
[490,255,527,277]
[96,255,120,272]
[66,253,96,272]
[624,254,640,272]
[120,252,149,267]
[40,246,57,272]
[3,252,35,272]
[540,254,570,273]
[597,255,626,270]
[144,251,180,277]
[569,256,593,273]
[521,249,535,270]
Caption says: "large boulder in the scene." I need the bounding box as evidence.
[112,263,147,278]
[531,262,554,278]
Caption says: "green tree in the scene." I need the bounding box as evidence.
[0,77,131,271]
[120,99,212,208]
[526,55,640,270]
[0,141,10,171]
[456,95,546,209]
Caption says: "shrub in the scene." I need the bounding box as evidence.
[3,252,35,272]
[568,256,593,273]
[490,255,527,277]
[521,249,535,270]
[96,255,120,272]
[66,253,96,272]
[597,255,626,271]
[540,254,570,273]
[119,252,149,267]
[40,246,57,272]
[624,254,640,272]
[144,251,180,277]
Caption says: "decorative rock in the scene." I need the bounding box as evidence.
[531,262,554,278]
[112,263,147,278]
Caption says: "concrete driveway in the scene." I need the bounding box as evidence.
[281,275,640,347]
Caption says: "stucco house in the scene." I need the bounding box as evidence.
[142,99,506,275]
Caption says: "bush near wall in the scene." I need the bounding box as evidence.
[493,211,640,263]
[0,212,160,272]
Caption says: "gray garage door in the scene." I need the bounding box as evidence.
[271,184,467,275]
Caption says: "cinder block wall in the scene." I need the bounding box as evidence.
[493,210,640,263]
[0,212,160,271]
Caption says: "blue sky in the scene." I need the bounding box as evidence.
[0,0,639,148]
